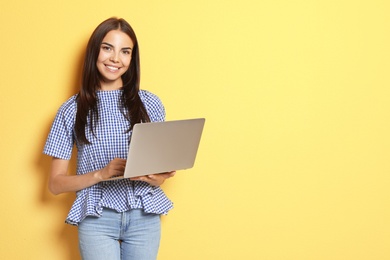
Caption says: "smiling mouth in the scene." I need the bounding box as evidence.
[105,65,120,71]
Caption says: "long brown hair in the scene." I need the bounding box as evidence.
[75,17,150,144]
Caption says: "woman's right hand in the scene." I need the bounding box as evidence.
[97,158,127,181]
[49,157,127,195]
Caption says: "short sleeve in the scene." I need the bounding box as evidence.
[43,95,77,160]
[139,90,166,122]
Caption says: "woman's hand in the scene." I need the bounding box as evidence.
[130,171,176,186]
[97,158,127,181]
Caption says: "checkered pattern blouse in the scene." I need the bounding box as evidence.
[43,89,173,225]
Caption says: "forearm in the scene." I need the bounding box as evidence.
[49,170,102,195]
[48,157,126,195]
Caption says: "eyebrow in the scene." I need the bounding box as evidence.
[101,42,132,50]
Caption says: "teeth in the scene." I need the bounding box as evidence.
[106,66,119,71]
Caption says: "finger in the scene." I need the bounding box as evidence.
[161,171,175,178]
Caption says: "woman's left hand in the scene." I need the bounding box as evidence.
[130,171,176,186]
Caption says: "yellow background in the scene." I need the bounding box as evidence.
[1,0,389,259]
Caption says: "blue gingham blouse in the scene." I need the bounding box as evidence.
[43,89,173,225]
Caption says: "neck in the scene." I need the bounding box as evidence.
[100,79,123,91]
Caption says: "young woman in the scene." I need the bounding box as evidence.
[43,17,175,260]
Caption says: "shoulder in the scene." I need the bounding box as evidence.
[55,94,78,120]
[139,89,164,110]
[44,95,78,159]
[139,89,165,122]
[139,89,162,103]
[59,94,77,111]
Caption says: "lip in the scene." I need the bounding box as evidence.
[105,64,121,72]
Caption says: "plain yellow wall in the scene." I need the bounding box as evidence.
[1,0,389,259]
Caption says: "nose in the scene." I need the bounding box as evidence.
[110,52,120,63]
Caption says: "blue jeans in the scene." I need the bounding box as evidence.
[78,208,161,260]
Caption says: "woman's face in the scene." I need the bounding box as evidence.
[96,29,134,90]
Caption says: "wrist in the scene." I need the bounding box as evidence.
[93,170,103,181]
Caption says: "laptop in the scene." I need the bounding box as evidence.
[106,118,205,180]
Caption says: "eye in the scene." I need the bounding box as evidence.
[122,50,131,55]
[101,45,112,51]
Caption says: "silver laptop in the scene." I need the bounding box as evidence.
[107,118,205,180]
